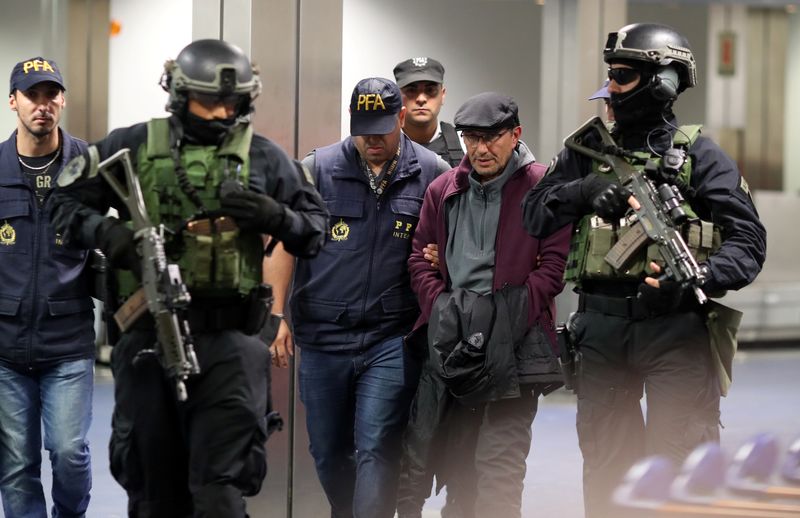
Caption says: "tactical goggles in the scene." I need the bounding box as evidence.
[188,91,246,110]
[607,67,641,86]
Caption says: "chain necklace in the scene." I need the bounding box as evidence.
[18,146,61,171]
[362,146,400,197]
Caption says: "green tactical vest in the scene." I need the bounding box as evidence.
[116,117,263,299]
[564,125,721,285]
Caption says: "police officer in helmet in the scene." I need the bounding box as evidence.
[52,39,327,517]
[522,23,766,518]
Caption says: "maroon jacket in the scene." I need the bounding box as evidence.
[408,156,572,346]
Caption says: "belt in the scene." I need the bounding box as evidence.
[128,304,248,333]
[579,293,648,319]
[578,292,698,320]
[187,304,248,333]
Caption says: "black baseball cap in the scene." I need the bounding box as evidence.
[454,92,520,132]
[393,57,445,88]
[9,57,65,94]
[349,77,403,136]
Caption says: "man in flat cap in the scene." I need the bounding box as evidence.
[394,57,464,168]
[0,56,94,517]
[286,77,448,518]
[397,92,571,518]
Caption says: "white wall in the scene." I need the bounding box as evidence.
[107,0,193,131]
[785,11,800,193]
[341,0,542,151]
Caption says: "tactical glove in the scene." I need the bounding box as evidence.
[637,279,685,315]
[220,190,286,235]
[580,173,631,220]
[95,218,140,277]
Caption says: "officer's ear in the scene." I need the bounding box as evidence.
[440,85,446,105]
[9,92,17,112]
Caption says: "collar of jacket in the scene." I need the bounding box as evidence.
[0,128,84,188]
[331,133,422,183]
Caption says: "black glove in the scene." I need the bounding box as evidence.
[637,279,685,315]
[580,173,631,220]
[220,190,286,234]
[95,219,140,277]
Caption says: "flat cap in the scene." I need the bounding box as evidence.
[453,92,519,132]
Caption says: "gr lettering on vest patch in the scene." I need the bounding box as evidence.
[356,94,385,112]
[23,59,55,74]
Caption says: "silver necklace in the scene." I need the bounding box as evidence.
[18,147,61,171]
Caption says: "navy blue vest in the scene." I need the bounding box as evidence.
[292,135,438,351]
[0,130,94,368]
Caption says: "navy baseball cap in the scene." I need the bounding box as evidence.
[9,57,65,94]
[393,57,445,88]
[349,77,403,136]
[454,92,519,132]
[588,80,610,100]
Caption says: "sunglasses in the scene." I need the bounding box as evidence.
[607,67,641,86]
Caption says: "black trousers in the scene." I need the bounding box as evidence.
[573,309,720,518]
[109,327,270,518]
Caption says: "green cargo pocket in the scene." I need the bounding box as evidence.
[214,229,241,290]
[182,231,214,288]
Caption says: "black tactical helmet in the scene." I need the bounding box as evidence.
[161,39,261,116]
[604,23,696,93]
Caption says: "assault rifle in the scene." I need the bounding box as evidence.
[96,148,201,401]
[564,116,708,305]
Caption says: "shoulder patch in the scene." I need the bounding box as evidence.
[739,175,751,196]
[296,161,315,186]
[546,156,558,175]
[56,154,86,187]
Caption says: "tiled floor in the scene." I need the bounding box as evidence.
[10,348,800,518]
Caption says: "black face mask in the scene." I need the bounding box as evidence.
[609,72,671,130]
[183,112,238,145]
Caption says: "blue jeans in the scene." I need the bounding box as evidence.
[299,336,421,518]
[0,359,94,518]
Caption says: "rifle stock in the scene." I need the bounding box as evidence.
[564,117,708,304]
[96,148,201,401]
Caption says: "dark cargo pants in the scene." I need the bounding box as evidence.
[109,327,270,518]
[573,309,720,518]
[443,390,539,518]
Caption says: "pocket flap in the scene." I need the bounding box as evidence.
[325,198,363,218]
[0,295,21,316]
[0,200,30,219]
[296,298,347,323]
[48,297,94,316]
[389,196,423,217]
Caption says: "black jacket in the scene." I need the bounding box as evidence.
[521,118,766,294]
[429,286,562,404]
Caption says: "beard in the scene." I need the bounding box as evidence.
[21,116,56,139]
